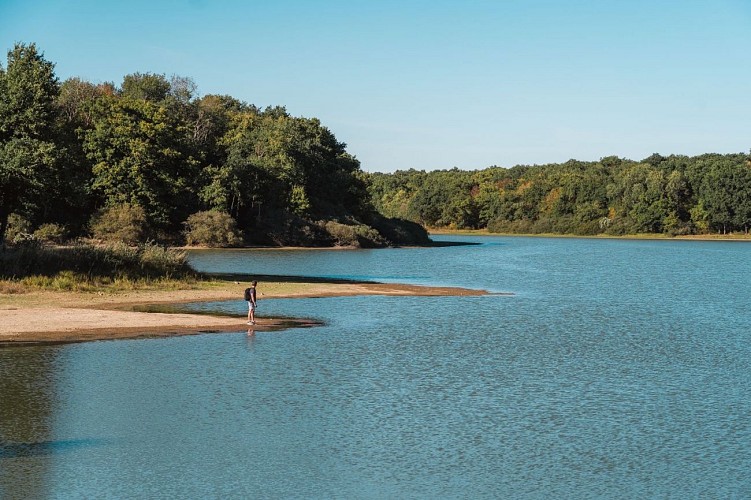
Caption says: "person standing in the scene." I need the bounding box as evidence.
[246,281,258,325]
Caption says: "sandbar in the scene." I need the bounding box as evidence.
[0,279,496,345]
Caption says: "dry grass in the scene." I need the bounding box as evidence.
[0,281,29,294]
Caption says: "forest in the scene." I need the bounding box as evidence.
[0,43,428,249]
[3,42,751,250]
[367,152,751,236]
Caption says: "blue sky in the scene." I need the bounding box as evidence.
[2,0,750,172]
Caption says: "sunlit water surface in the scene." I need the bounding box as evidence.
[2,236,750,498]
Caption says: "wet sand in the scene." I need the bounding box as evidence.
[0,280,497,345]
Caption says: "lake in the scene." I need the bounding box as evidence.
[2,235,750,498]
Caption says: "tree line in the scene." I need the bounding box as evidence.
[5,42,749,247]
[367,152,751,236]
[0,42,427,249]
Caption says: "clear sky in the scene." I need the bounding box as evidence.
[2,0,750,172]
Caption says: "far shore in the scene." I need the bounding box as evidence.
[428,228,751,242]
[0,277,497,345]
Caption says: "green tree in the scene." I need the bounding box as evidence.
[0,43,59,246]
[366,169,424,219]
[120,72,171,102]
[690,200,710,233]
[57,77,110,126]
[26,77,109,236]
[662,170,692,234]
[200,145,261,218]
[700,162,735,233]
[84,95,200,231]
[213,106,370,230]
[474,181,505,226]
[90,203,146,244]
[607,164,667,233]
[183,210,242,247]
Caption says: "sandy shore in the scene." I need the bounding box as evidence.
[0,279,495,344]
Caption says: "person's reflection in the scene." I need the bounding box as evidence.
[246,329,256,349]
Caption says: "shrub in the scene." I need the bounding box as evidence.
[139,242,190,278]
[322,220,387,248]
[531,216,556,234]
[485,218,505,234]
[486,218,536,234]
[5,214,32,243]
[183,211,243,247]
[604,218,629,236]
[33,223,68,244]
[368,215,431,246]
[254,209,331,246]
[90,204,147,244]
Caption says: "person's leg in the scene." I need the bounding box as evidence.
[250,305,255,324]
[247,302,252,323]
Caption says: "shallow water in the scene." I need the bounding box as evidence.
[2,236,750,498]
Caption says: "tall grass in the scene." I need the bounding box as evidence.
[0,241,196,284]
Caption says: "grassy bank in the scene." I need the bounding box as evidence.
[0,241,196,290]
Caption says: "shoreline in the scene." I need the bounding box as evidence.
[428,228,751,242]
[0,279,497,345]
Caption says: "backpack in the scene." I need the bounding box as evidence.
[244,287,252,301]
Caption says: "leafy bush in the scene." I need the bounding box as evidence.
[90,204,147,244]
[5,214,32,243]
[322,220,387,248]
[32,223,68,244]
[368,215,431,246]
[487,218,534,234]
[183,211,243,247]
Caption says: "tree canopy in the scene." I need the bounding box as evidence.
[1,42,425,248]
[3,41,750,248]
[367,153,751,236]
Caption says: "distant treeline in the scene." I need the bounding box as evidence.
[367,152,751,235]
[0,43,427,248]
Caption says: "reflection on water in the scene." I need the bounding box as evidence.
[0,438,111,459]
[2,236,751,497]
[0,347,59,499]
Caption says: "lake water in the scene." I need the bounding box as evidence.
[2,235,750,498]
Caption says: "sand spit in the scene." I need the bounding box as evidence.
[0,280,503,345]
